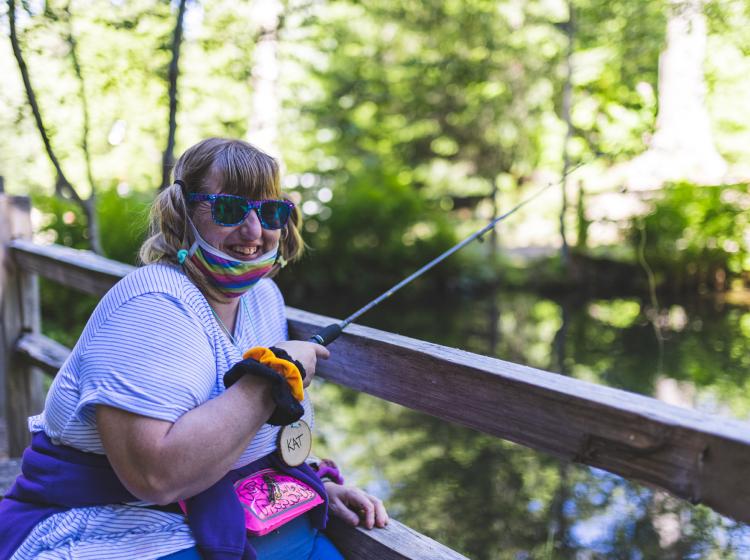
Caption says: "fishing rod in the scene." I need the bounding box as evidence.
[309,162,586,346]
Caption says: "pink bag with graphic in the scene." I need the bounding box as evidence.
[233,468,324,536]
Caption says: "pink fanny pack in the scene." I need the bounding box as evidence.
[233,468,324,536]
[179,468,323,536]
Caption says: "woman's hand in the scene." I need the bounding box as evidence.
[324,481,389,529]
[272,340,329,387]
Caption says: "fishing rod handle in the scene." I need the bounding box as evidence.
[309,323,343,346]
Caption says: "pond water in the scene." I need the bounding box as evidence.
[303,289,750,559]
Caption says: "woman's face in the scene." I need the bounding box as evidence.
[191,170,282,260]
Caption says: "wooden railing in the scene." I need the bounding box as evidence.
[1,193,750,557]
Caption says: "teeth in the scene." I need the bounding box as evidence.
[232,246,258,256]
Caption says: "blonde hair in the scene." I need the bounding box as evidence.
[139,138,304,302]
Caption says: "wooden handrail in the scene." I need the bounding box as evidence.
[324,517,469,560]
[6,239,750,527]
[288,309,750,524]
[9,238,134,296]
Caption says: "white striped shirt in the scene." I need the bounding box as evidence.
[13,264,313,559]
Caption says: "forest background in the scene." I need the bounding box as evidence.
[2,0,749,308]
[2,0,750,558]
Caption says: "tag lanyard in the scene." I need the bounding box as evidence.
[212,297,313,466]
[210,297,257,349]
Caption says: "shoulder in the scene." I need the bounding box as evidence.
[248,278,287,320]
[253,278,285,308]
[106,264,205,309]
[242,278,288,344]
[90,264,211,330]
[117,264,202,301]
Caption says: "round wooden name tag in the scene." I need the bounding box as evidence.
[278,420,312,467]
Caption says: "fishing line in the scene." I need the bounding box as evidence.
[310,161,588,346]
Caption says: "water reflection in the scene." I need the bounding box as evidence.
[308,290,750,559]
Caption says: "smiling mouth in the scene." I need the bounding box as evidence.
[229,245,260,259]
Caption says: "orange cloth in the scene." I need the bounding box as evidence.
[243,347,304,402]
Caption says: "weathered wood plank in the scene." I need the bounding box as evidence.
[0,458,21,497]
[287,308,750,524]
[0,196,45,456]
[0,196,12,448]
[0,414,7,461]
[15,333,70,376]
[325,517,469,560]
[9,239,133,296]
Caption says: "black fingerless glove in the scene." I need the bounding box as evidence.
[268,346,307,380]
[223,358,304,426]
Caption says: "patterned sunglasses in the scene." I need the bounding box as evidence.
[188,193,294,229]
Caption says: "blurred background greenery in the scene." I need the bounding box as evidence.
[2,0,749,557]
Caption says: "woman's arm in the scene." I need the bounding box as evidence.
[97,374,274,505]
[97,341,329,505]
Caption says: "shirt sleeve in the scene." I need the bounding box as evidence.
[75,292,217,425]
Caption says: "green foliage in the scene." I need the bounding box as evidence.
[634,183,750,290]
[97,186,151,265]
[279,0,575,298]
[40,279,99,347]
[32,185,150,346]
[291,0,565,184]
[32,185,150,263]
[3,0,750,298]
[31,191,90,249]
[279,161,457,299]
[572,0,666,159]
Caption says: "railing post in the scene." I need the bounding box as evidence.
[0,190,44,457]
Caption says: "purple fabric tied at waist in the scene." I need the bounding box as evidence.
[0,432,328,560]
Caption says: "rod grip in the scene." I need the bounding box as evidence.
[309,323,343,346]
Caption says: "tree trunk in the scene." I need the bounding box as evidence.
[607,0,727,190]
[161,0,188,190]
[249,0,283,158]
[559,2,575,270]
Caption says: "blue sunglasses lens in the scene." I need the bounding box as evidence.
[212,196,290,229]
[258,201,291,230]
[213,196,248,225]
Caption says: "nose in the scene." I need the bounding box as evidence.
[238,208,263,239]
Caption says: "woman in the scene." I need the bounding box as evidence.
[0,138,388,559]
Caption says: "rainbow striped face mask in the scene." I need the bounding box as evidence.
[187,221,278,298]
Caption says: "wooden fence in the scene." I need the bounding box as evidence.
[1,192,749,557]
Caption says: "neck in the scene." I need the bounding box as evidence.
[208,296,241,335]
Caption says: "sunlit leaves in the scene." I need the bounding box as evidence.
[636,182,750,284]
